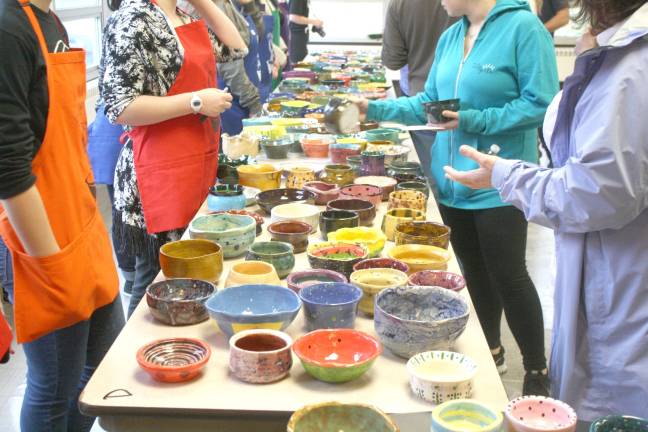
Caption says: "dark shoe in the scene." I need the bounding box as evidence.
[123,279,134,295]
[492,346,507,375]
[523,370,550,396]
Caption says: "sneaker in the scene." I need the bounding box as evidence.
[523,370,550,396]
[123,279,134,295]
[492,346,507,375]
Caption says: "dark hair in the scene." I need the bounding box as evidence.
[108,0,121,12]
[574,0,647,32]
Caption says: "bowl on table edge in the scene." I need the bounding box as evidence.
[394,221,451,249]
[408,270,465,292]
[431,399,503,432]
[287,402,399,432]
[505,396,577,432]
[228,329,293,384]
[136,338,211,383]
[406,350,477,404]
[146,278,215,326]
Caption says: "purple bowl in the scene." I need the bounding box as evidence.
[408,270,466,292]
[353,257,410,274]
[286,269,348,293]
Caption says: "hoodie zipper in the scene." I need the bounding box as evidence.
[449,58,466,201]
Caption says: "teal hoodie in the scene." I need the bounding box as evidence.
[367,0,559,209]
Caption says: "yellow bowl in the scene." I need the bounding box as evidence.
[159,239,223,283]
[327,227,386,258]
[350,268,409,316]
[237,164,282,191]
[242,125,287,140]
[224,261,280,288]
[381,208,426,241]
[388,244,451,274]
[270,118,313,127]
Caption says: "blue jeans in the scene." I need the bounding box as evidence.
[127,252,160,318]
[0,238,125,432]
[409,130,435,184]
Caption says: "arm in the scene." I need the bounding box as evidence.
[218,59,262,115]
[381,0,408,71]
[544,7,569,33]
[186,0,246,50]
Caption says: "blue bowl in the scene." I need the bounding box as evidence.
[206,284,301,337]
[299,283,362,331]
[207,185,247,212]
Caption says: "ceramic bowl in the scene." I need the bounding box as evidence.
[327,227,387,258]
[387,160,423,178]
[228,329,293,384]
[224,261,281,288]
[206,284,301,337]
[407,351,478,404]
[299,282,363,331]
[354,176,398,200]
[365,143,410,166]
[424,99,461,124]
[388,244,451,274]
[271,203,321,234]
[209,210,263,236]
[207,184,247,212]
[159,239,223,283]
[374,286,469,358]
[286,269,348,294]
[287,402,399,432]
[395,181,429,197]
[292,329,381,383]
[350,268,409,316]
[146,279,216,326]
[394,221,451,249]
[365,127,400,144]
[267,220,312,254]
[245,241,295,279]
[505,396,577,432]
[261,138,292,159]
[136,338,211,383]
[319,210,360,241]
[381,208,426,242]
[286,167,316,189]
[242,186,261,206]
[307,242,369,278]
[339,184,383,207]
[346,155,362,175]
[388,190,427,213]
[237,164,282,191]
[330,143,363,164]
[256,188,316,215]
[302,181,340,205]
[409,270,466,292]
[589,416,648,432]
[327,198,376,227]
[189,214,256,259]
[432,399,503,432]
[301,134,335,158]
[353,257,410,274]
[360,121,380,131]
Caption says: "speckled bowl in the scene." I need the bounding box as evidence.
[299,282,363,331]
[432,399,503,432]
[136,338,211,383]
[394,221,451,249]
[505,396,577,432]
[286,269,348,294]
[407,351,478,404]
[146,279,216,326]
[339,184,383,207]
[408,270,466,292]
[350,268,409,316]
[589,416,648,432]
[307,241,369,278]
[189,214,256,259]
[287,402,399,432]
[388,190,427,213]
[327,198,376,227]
[208,210,264,236]
[353,257,410,274]
[256,188,316,215]
[245,241,295,279]
[229,329,293,384]
[354,176,398,200]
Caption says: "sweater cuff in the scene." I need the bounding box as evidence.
[458,109,479,133]
[366,101,382,122]
[492,159,518,190]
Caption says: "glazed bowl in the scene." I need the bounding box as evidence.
[242,186,261,206]
[353,257,410,274]
[146,279,215,326]
[292,329,381,383]
[189,214,256,259]
[267,220,312,253]
[307,241,369,278]
[159,239,223,283]
[505,396,577,432]
[224,261,281,288]
[394,221,451,249]
[327,227,387,258]
[260,138,292,159]
[330,143,363,164]
[350,268,408,316]
[136,338,211,383]
[388,190,427,213]
[271,203,321,233]
[339,184,383,207]
[237,164,282,191]
[303,181,340,205]
[245,241,295,279]
[354,176,397,200]
[589,416,648,432]
[287,402,399,432]
[409,270,466,292]
[432,399,503,432]
[374,286,469,358]
[319,210,360,241]
[381,208,426,242]
[424,99,460,124]
[365,143,410,166]
[360,121,379,131]
[286,269,348,294]
[256,188,316,215]
[386,161,422,178]
[299,282,363,331]
[228,329,293,384]
[207,184,246,212]
[327,198,376,227]
[395,180,429,197]
[346,155,362,175]
[365,127,400,144]
[286,167,316,189]
[206,284,301,337]
[388,244,451,274]
[208,209,263,236]
[407,351,478,404]
[301,134,335,158]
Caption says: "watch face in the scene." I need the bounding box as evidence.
[192,100,201,108]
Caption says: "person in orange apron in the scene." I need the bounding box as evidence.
[100,0,246,317]
[0,0,125,429]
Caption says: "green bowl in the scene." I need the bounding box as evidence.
[590,415,648,432]
[365,128,400,144]
[288,402,399,432]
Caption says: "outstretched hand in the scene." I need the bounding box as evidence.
[443,145,499,189]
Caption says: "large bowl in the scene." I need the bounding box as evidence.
[303,181,340,205]
[245,241,295,279]
[589,416,648,432]
[432,399,503,432]
[256,188,316,215]
[505,396,577,432]
[159,239,223,282]
[407,351,478,404]
[394,221,451,249]
[327,226,386,258]
[307,241,369,278]
[271,203,321,233]
[388,244,451,274]
[229,329,293,384]
[208,209,263,236]
[286,269,348,294]
[339,184,383,207]
[206,284,301,337]
[267,220,312,254]
[374,286,469,358]
[189,214,256,259]
[353,257,410,274]
[350,268,408,316]
[237,164,282,191]
[299,282,363,331]
[292,329,381,383]
[327,198,376,227]
[354,176,397,200]
[408,270,466,292]
[136,338,211,383]
[146,279,215,326]
[224,261,281,288]
[287,402,399,432]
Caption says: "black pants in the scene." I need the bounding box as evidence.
[289,29,309,64]
[106,185,136,273]
[439,204,547,371]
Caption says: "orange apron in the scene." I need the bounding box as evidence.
[0,0,118,343]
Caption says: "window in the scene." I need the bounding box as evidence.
[309,0,387,44]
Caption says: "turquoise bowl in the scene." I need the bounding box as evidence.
[431,399,503,432]
[287,402,399,432]
[189,214,256,259]
[365,128,400,144]
[590,416,648,432]
[245,241,295,279]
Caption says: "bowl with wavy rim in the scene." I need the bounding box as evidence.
[267,220,312,253]
[589,415,648,432]
[271,203,321,234]
[388,244,451,275]
[287,402,399,432]
[307,241,369,278]
[159,239,223,283]
[286,269,348,294]
[237,164,282,191]
[408,270,465,292]
[350,268,409,316]
[327,226,387,258]
[327,198,376,227]
[189,214,256,259]
[394,221,451,249]
[208,210,263,236]
[136,338,211,383]
[146,278,216,326]
[299,282,363,331]
[407,351,478,404]
[505,396,578,432]
[431,399,503,432]
[353,257,410,274]
[256,188,316,215]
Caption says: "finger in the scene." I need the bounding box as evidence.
[442,110,459,119]
[444,165,477,188]
[224,94,233,101]
[459,145,487,165]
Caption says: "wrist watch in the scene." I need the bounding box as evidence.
[190,92,202,114]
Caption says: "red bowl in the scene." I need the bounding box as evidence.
[339,184,383,207]
[136,338,211,383]
[353,257,410,274]
[408,270,466,292]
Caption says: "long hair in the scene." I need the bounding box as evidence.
[574,0,647,32]
[107,0,121,12]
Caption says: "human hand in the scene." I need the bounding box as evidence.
[443,145,500,189]
[347,96,369,121]
[197,88,233,117]
[312,18,324,28]
[435,110,459,130]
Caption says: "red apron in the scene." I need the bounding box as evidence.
[130,14,219,234]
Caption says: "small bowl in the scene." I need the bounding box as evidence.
[261,138,292,159]
[271,203,321,233]
[360,121,379,131]
[207,184,247,212]
[286,269,348,294]
[287,402,399,432]
[395,180,429,197]
[301,134,335,158]
[208,209,263,236]
[136,338,211,383]
[365,128,400,144]
[394,221,451,249]
[327,198,376,227]
[319,210,360,241]
[339,184,383,207]
[409,270,466,292]
[327,227,386,258]
[245,241,295,279]
[388,244,451,274]
[505,396,577,432]
[292,329,381,382]
[432,399,503,432]
[374,286,469,358]
[381,208,426,242]
[189,214,256,259]
[206,284,301,337]
[267,220,312,253]
[307,241,369,278]
[303,181,341,205]
[407,351,478,404]
[329,143,363,164]
[237,164,282,191]
[242,186,261,206]
[159,239,223,282]
[424,99,460,124]
[229,329,293,384]
[299,282,363,331]
[224,261,281,288]
[353,257,410,274]
[146,279,216,326]
[354,176,398,200]
[256,188,315,215]
[350,268,408,316]
[365,143,410,166]
[388,190,427,213]
[589,416,648,432]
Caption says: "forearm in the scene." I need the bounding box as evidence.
[544,9,569,33]
[188,0,246,50]
[289,14,315,26]
[116,94,193,126]
[1,186,59,257]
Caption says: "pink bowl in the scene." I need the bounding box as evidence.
[408,270,466,292]
[303,181,340,205]
[339,184,383,207]
[505,396,577,432]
